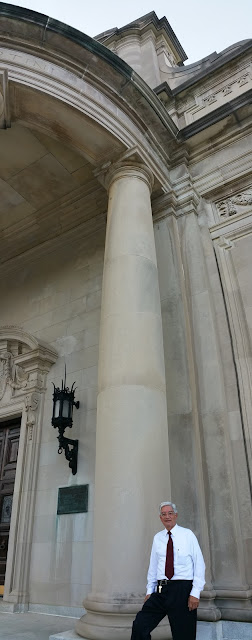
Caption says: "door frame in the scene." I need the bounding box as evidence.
[0,327,57,611]
[0,417,21,595]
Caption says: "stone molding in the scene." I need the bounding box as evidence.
[94,144,170,194]
[0,69,10,128]
[213,229,252,494]
[104,162,154,193]
[152,176,200,221]
[0,326,57,610]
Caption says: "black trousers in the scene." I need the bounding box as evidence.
[131,581,197,640]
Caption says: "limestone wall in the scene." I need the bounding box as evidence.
[0,228,105,612]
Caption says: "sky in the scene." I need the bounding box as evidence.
[1,0,252,64]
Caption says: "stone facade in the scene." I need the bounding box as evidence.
[0,5,251,640]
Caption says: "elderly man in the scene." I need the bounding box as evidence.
[131,501,205,640]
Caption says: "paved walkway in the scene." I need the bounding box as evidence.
[0,611,252,640]
[0,612,76,640]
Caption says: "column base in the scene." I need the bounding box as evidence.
[215,588,252,622]
[0,599,28,612]
[75,599,171,640]
[75,593,221,640]
[198,590,221,622]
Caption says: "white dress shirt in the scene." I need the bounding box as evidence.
[146,524,205,599]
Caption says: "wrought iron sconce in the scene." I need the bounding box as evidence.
[52,372,79,475]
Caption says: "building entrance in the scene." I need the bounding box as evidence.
[0,419,21,596]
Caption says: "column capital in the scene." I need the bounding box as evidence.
[102,162,154,194]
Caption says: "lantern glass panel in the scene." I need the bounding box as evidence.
[54,399,60,418]
[62,398,70,418]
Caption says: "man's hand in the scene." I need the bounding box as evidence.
[144,595,151,603]
[188,596,199,611]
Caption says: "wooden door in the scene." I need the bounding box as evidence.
[0,419,21,595]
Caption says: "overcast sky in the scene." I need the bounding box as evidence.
[1,0,252,63]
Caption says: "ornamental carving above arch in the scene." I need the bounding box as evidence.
[0,325,57,405]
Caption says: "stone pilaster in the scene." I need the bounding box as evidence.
[177,200,252,621]
[76,163,170,639]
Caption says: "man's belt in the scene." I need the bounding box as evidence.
[157,579,169,593]
[157,579,192,593]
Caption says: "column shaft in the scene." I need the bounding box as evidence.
[76,164,170,639]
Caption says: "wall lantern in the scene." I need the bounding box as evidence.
[52,372,79,475]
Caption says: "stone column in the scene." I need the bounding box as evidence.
[76,163,170,640]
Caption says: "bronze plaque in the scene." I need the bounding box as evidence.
[57,485,88,515]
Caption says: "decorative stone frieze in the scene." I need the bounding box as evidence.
[216,188,252,218]
[173,59,252,127]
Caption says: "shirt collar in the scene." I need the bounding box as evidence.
[165,523,178,537]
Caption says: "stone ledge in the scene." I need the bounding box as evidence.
[49,622,252,640]
[29,603,85,618]
[50,632,79,640]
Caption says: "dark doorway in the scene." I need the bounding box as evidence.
[0,418,21,595]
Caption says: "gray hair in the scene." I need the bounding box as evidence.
[159,501,177,514]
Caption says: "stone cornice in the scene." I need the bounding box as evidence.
[95,11,187,63]
[0,325,55,354]
[154,40,252,97]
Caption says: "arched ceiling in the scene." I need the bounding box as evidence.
[0,120,110,265]
[0,83,127,265]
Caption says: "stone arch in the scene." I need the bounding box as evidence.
[0,325,57,610]
[0,4,172,188]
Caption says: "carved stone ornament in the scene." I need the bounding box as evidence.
[0,326,57,403]
[25,392,40,440]
[0,351,12,400]
[223,85,233,96]
[200,70,251,112]
[237,73,249,86]
[216,188,252,218]
[0,350,29,400]
[203,93,217,105]
[0,349,28,400]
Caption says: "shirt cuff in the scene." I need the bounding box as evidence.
[190,586,201,599]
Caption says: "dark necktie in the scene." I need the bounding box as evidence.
[165,531,174,580]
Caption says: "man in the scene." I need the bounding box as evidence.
[131,501,205,640]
